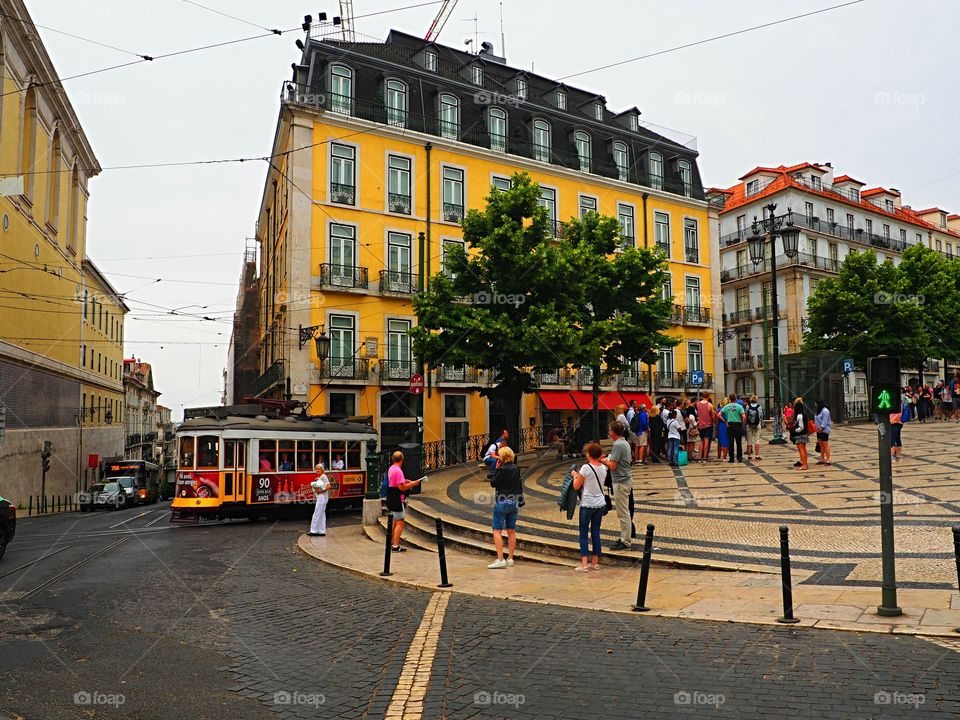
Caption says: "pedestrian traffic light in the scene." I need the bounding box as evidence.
[867,356,900,386]
[870,385,901,414]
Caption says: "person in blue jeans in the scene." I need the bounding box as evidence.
[665,410,683,465]
[571,442,608,572]
[488,446,522,569]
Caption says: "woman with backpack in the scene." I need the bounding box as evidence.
[744,394,764,461]
[790,397,811,470]
[571,442,609,572]
[815,400,832,465]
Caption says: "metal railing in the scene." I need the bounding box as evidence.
[319,358,369,380]
[281,87,706,200]
[721,252,839,282]
[126,433,141,446]
[437,365,480,383]
[534,368,571,386]
[550,219,568,239]
[415,426,546,472]
[845,400,868,419]
[680,305,711,324]
[442,202,464,223]
[684,245,700,263]
[329,182,355,205]
[725,308,753,324]
[319,263,369,289]
[725,355,765,372]
[619,371,651,388]
[379,270,418,294]
[620,233,636,248]
[387,192,411,214]
[254,359,284,396]
[380,358,414,382]
[723,210,911,253]
[655,241,671,256]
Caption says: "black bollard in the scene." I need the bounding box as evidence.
[28,495,33,516]
[380,514,394,577]
[952,527,960,634]
[632,524,656,612]
[435,517,453,588]
[777,526,800,624]
[57,495,61,513]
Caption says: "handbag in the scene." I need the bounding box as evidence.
[589,465,612,515]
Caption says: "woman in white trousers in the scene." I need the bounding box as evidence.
[308,462,330,536]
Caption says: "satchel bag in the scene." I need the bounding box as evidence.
[589,465,613,515]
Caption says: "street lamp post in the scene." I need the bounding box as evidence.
[748,203,800,445]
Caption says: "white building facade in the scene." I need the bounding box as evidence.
[711,162,960,415]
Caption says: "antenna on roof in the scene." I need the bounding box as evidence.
[499,1,505,58]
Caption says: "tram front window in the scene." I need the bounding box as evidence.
[197,436,220,469]
[179,437,195,469]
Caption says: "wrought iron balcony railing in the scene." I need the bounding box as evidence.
[619,371,651,388]
[254,359,285,396]
[534,368,571,386]
[680,305,711,325]
[319,263,369,290]
[655,240,671,256]
[380,358,415,382]
[379,270,418,294]
[330,182,355,205]
[442,202,464,223]
[684,245,699,263]
[387,192,411,214]
[437,365,480,384]
[319,358,370,380]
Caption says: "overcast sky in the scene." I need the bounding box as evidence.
[32,0,960,420]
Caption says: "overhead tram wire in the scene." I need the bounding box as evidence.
[558,0,866,81]
[180,0,283,34]
[0,10,147,58]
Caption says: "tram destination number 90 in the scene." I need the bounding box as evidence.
[254,477,273,503]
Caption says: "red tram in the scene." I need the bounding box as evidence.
[171,405,377,522]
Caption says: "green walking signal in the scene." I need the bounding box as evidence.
[868,356,902,415]
[870,385,901,414]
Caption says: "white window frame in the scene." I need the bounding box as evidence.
[424,49,438,72]
[442,237,465,278]
[490,174,511,192]
[386,152,413,214]
[649,152,663,190]
[579,194,597,218]
[488,107,507,152]
[539,185,557,227]
[515,77,527,99]
[556,89,566,110]
[329,64,353,114]
[593,102,603,120]
[678,159,692,197]
[385,79,407,127]
[684,275,701,308]
[613,141,628,182]
[328,222,358,277]
[683,217,699,263]
[617,202,635,247]
[471,65,483,86]
[687,341,704,373]
[441,164,465,222]
[574,130,591,172]
[532,119,551,162]
[329,142,356,204]
[439,93,459,140]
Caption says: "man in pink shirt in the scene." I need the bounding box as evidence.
[695,394,716,463]
[386,450,422,552]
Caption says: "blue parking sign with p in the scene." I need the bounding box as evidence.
[691,370,704,386]
[842,358,854,375]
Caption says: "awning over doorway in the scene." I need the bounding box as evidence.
[538,390,579,411]
[539,390,647,412]
[619,392,654,409]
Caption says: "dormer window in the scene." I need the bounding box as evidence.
[424,49,438,72]
[941,212,948,228]
[628,114,638,132]
[594,102,603,120]
[811,175,822,190]
[849,188,859,202]
[885,199,894,212]
[516,78,527,99]
[471,65,483,86]
[556,90,566,110]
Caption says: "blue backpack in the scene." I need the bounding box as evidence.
[380,471,390,498]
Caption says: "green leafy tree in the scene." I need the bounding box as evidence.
[556,211,678,438]
[803,249,928,367]
[411,173,581,439]
[897,244,960,380]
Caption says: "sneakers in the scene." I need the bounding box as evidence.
[488,559,508,569]
[506,558,514,567]
[391,545,407,553]
[609,540,631,551]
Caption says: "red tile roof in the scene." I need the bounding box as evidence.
[914,207,945,215]
[832,174,865,186]
[738,162,822,181]
[860,187,891,198]
[717,167,960,241]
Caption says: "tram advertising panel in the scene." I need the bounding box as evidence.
[249,472,366,502]
[176,471,220,498]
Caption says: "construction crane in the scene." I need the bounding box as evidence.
[339,0,355,41]
[424,0,459,42]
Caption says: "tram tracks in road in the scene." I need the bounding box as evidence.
[0,546,73,581]
[17,537,129,600]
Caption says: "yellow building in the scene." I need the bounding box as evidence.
[244,27,720,451]
[0,0,125,500]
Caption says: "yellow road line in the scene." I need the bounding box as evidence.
[385,591,450,719]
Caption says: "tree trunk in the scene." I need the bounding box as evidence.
[591,364,601,442]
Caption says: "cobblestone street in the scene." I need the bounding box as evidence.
[4,504,960,718]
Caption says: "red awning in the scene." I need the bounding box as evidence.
[620,392,654,409]
[569,391,628,411]
[538,390,580,410]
